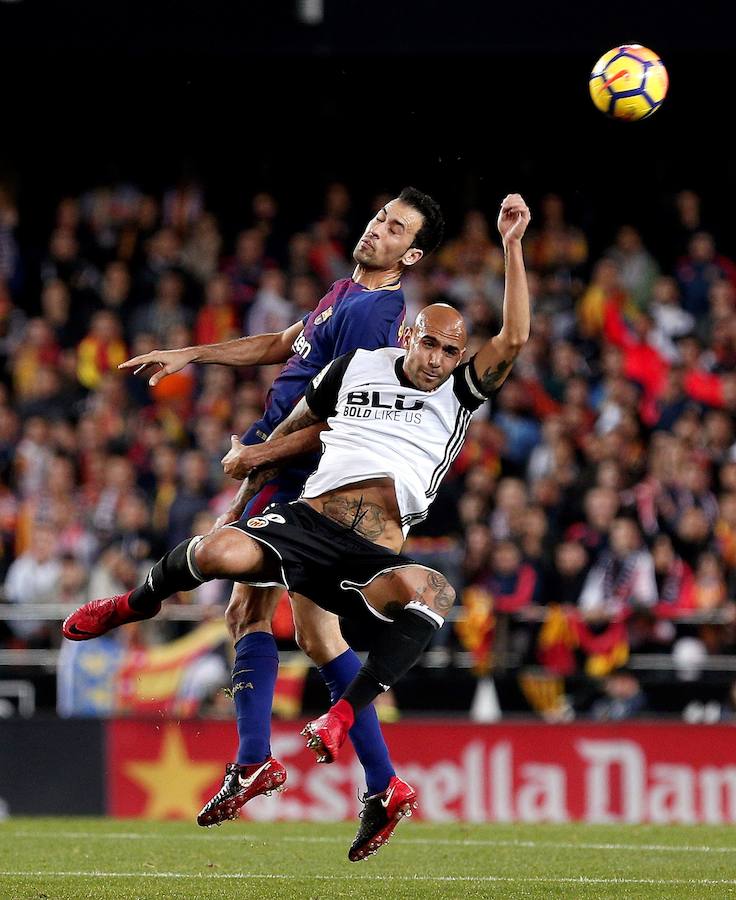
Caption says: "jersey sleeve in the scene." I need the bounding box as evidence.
[331,292,404,356]
[452,355,496,411]
[305,350,357,419]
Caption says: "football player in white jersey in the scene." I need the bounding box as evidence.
[70,193,530,854]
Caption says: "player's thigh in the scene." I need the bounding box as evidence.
[362,565,456,621]
[290,592,348,666]
[225,583,284,636]
[194,527,270,580]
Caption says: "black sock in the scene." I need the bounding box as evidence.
[342,608,440,714]
[128,536,207,613]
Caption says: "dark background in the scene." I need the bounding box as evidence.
[2,0,736,270]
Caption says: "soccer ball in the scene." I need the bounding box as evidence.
[589,44,668,121]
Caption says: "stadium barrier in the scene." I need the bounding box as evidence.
[4,719,736,823]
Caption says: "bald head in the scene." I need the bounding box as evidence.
[403,303,468,392]
[415,303,468,347]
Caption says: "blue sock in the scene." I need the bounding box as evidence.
[319,648,396,795]
[232,632,279,766]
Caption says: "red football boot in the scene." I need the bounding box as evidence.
[62,590,160,641]
[301,701,354,763]
[349,776,418,861]
[197,758,287,826]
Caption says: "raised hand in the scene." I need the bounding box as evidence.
[118,347,195,386]
[497,193,531,245]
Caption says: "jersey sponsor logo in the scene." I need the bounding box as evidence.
[343,390,424,423]
[313,306,333,325]
[292,330,312,359]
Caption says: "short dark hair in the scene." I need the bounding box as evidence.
[398,186,444,256]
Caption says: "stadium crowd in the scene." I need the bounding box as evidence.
[2,179,736,718]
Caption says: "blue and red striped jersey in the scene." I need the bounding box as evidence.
[243,277,406,445]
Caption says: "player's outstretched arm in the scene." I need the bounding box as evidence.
[118,321,305,386]
[472,193,531,393]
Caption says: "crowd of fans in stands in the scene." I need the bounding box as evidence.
[2,178,736,716]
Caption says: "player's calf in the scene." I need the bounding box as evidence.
[303,570,450,763]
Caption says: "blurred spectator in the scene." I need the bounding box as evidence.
[0,186,20,292]
[181,213,223,284]
[605,225,659,311]
[544,540,589,607]
[96,261,133,314]
[675,231,736,318]
[130,271,191,343]
[652,534,694,617]
[223,228,268,307]
[525,193,588,276]
[693,551,727,611]
[579,518,657,618]
[4,523,61,645]
[648,276,694,358]
[493,381,541,473]
[167,451,211,547]
[13,318,61,401]
[482,540,539,613]
[195,274,237,345]
[247,269,294,336]
[590,669,647,720]
[76,310,127,390]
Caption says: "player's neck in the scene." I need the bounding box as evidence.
[352,263,402,291]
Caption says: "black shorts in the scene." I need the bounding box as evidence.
[228,501,419,623]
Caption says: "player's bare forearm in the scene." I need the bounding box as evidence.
[249,423,327,469]
[272,397,324,438]
[221,399,326,481]
[473,194,531,392]
[216,467,281,527]
[190,321,302,367]
[120,321,304,385]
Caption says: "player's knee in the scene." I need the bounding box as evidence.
[192,534,224,578]
[293,624,338,665]
[293,625,318,659]
[404,570,455,622]
[436,576,456,610]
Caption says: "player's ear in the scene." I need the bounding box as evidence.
[401,326,412,349]
[401,247,423,268]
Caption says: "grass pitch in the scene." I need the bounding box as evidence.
[2,817,736,899]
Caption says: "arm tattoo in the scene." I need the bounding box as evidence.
[279,404,321,437]
[321,496,387,540]
[265,397,321,446]
[479,358,512,394]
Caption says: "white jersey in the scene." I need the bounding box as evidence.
[302,347,493,536]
